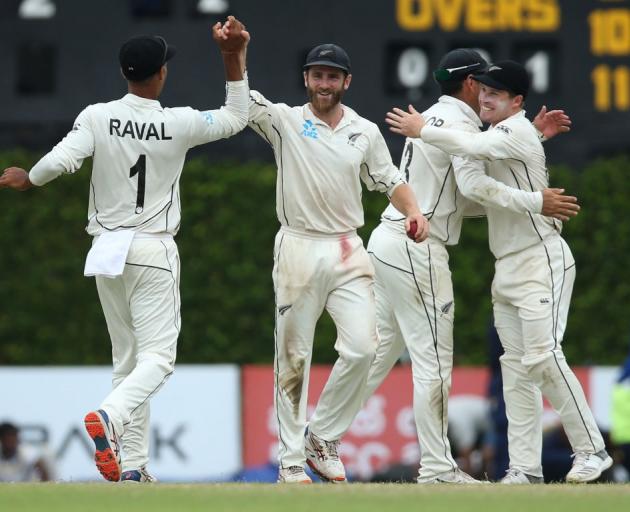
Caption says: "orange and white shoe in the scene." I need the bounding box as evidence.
[304,428,346,483]
[84,409,122,482]
[277,466,313,483]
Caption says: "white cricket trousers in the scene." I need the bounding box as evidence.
[96,235,180,472]
[364,223,458,480]
[493,235,605,477]
[273,227,379,468]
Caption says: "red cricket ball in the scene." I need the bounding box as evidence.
[407,220,418,240]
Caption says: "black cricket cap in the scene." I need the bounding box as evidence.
[433,48,488,83]
[303,43,351,73]
[119,35,176,82]
[473,60,530,98]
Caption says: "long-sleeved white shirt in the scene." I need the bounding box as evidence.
[248,90,405,234]
[422,109,561,258]
[381,96,542,245]
[29,80,249,236]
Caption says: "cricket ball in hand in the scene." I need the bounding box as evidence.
[407,220,418,240]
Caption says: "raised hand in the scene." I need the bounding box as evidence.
[533,105,572,140]
[541,188,580,222]
[212,15,249,53]
[0,167,32,191]
[386,104,425,138]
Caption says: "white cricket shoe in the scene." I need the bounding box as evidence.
[500,468,544,484]
[304,429,346,483]
[418,468,485,484]
[120,466,157,483]
[277,466,312,484]
[565,451,613,483]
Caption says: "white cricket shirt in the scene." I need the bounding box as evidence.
[422,110,561,258]
[248,90,405,234]
[29,80,249,236]
[381,96,542,245]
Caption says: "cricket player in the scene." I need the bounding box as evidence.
[386,60,611,483]
[242,42,429,483]
[361,49,579,484]
[0,17,250,482]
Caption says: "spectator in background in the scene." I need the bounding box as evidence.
[447,395,491,478]
[486,323,509,480]
[0,422,55,482]
[611,347,630,476]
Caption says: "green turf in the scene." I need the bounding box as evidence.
[0,483,629,512]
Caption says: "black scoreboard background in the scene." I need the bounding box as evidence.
[0,0,628,166]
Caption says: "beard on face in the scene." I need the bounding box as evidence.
[306,84,344,114]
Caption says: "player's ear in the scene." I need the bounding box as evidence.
[513,94,524,109]
[303,70,308,88]
[343,73,352,90]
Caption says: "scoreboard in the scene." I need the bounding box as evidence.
[0,0,628,165]
[381,0,630,164]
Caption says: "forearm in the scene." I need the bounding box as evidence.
[390,183,421,216]
[222,51,244,81]
[455,159,542,214]
[222,79,250,130]
[29,152,67,186]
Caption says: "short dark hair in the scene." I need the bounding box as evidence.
[0,422,18,438]
[440,79,465,96]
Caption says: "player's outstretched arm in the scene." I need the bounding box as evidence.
[532,105,572,140]
[0,167,33,191]
[386,105,426,138]
[541,188,580,222]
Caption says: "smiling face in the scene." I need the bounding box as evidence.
[304,65,352,115]
[478,83,523,125]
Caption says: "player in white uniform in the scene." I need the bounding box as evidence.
[386,60,612,483]
[0,17,250,482]
[361,49,578,484]
[244,43,429,483]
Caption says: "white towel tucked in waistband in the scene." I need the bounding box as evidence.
[84,231,135,278]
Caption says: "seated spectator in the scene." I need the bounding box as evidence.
[611,347,630,478]
[447,395,491,478]
[0,422,54,482]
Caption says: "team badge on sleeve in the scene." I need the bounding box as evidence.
[495,124,511,135]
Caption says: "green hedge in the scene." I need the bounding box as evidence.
[0,150,629,365]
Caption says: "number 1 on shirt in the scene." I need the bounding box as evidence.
[130,154,146,214]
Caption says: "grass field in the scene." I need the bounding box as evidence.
[1,483,629,512]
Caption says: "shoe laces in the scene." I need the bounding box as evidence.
[504,468,521,479]
[139,467,156,482]
[324,439,340,461]
[571,452,590,466]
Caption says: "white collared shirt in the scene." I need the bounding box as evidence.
[29,80,249,236]
[422,109,560,258]
[381,96,542,245]
[248,90,405,234]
